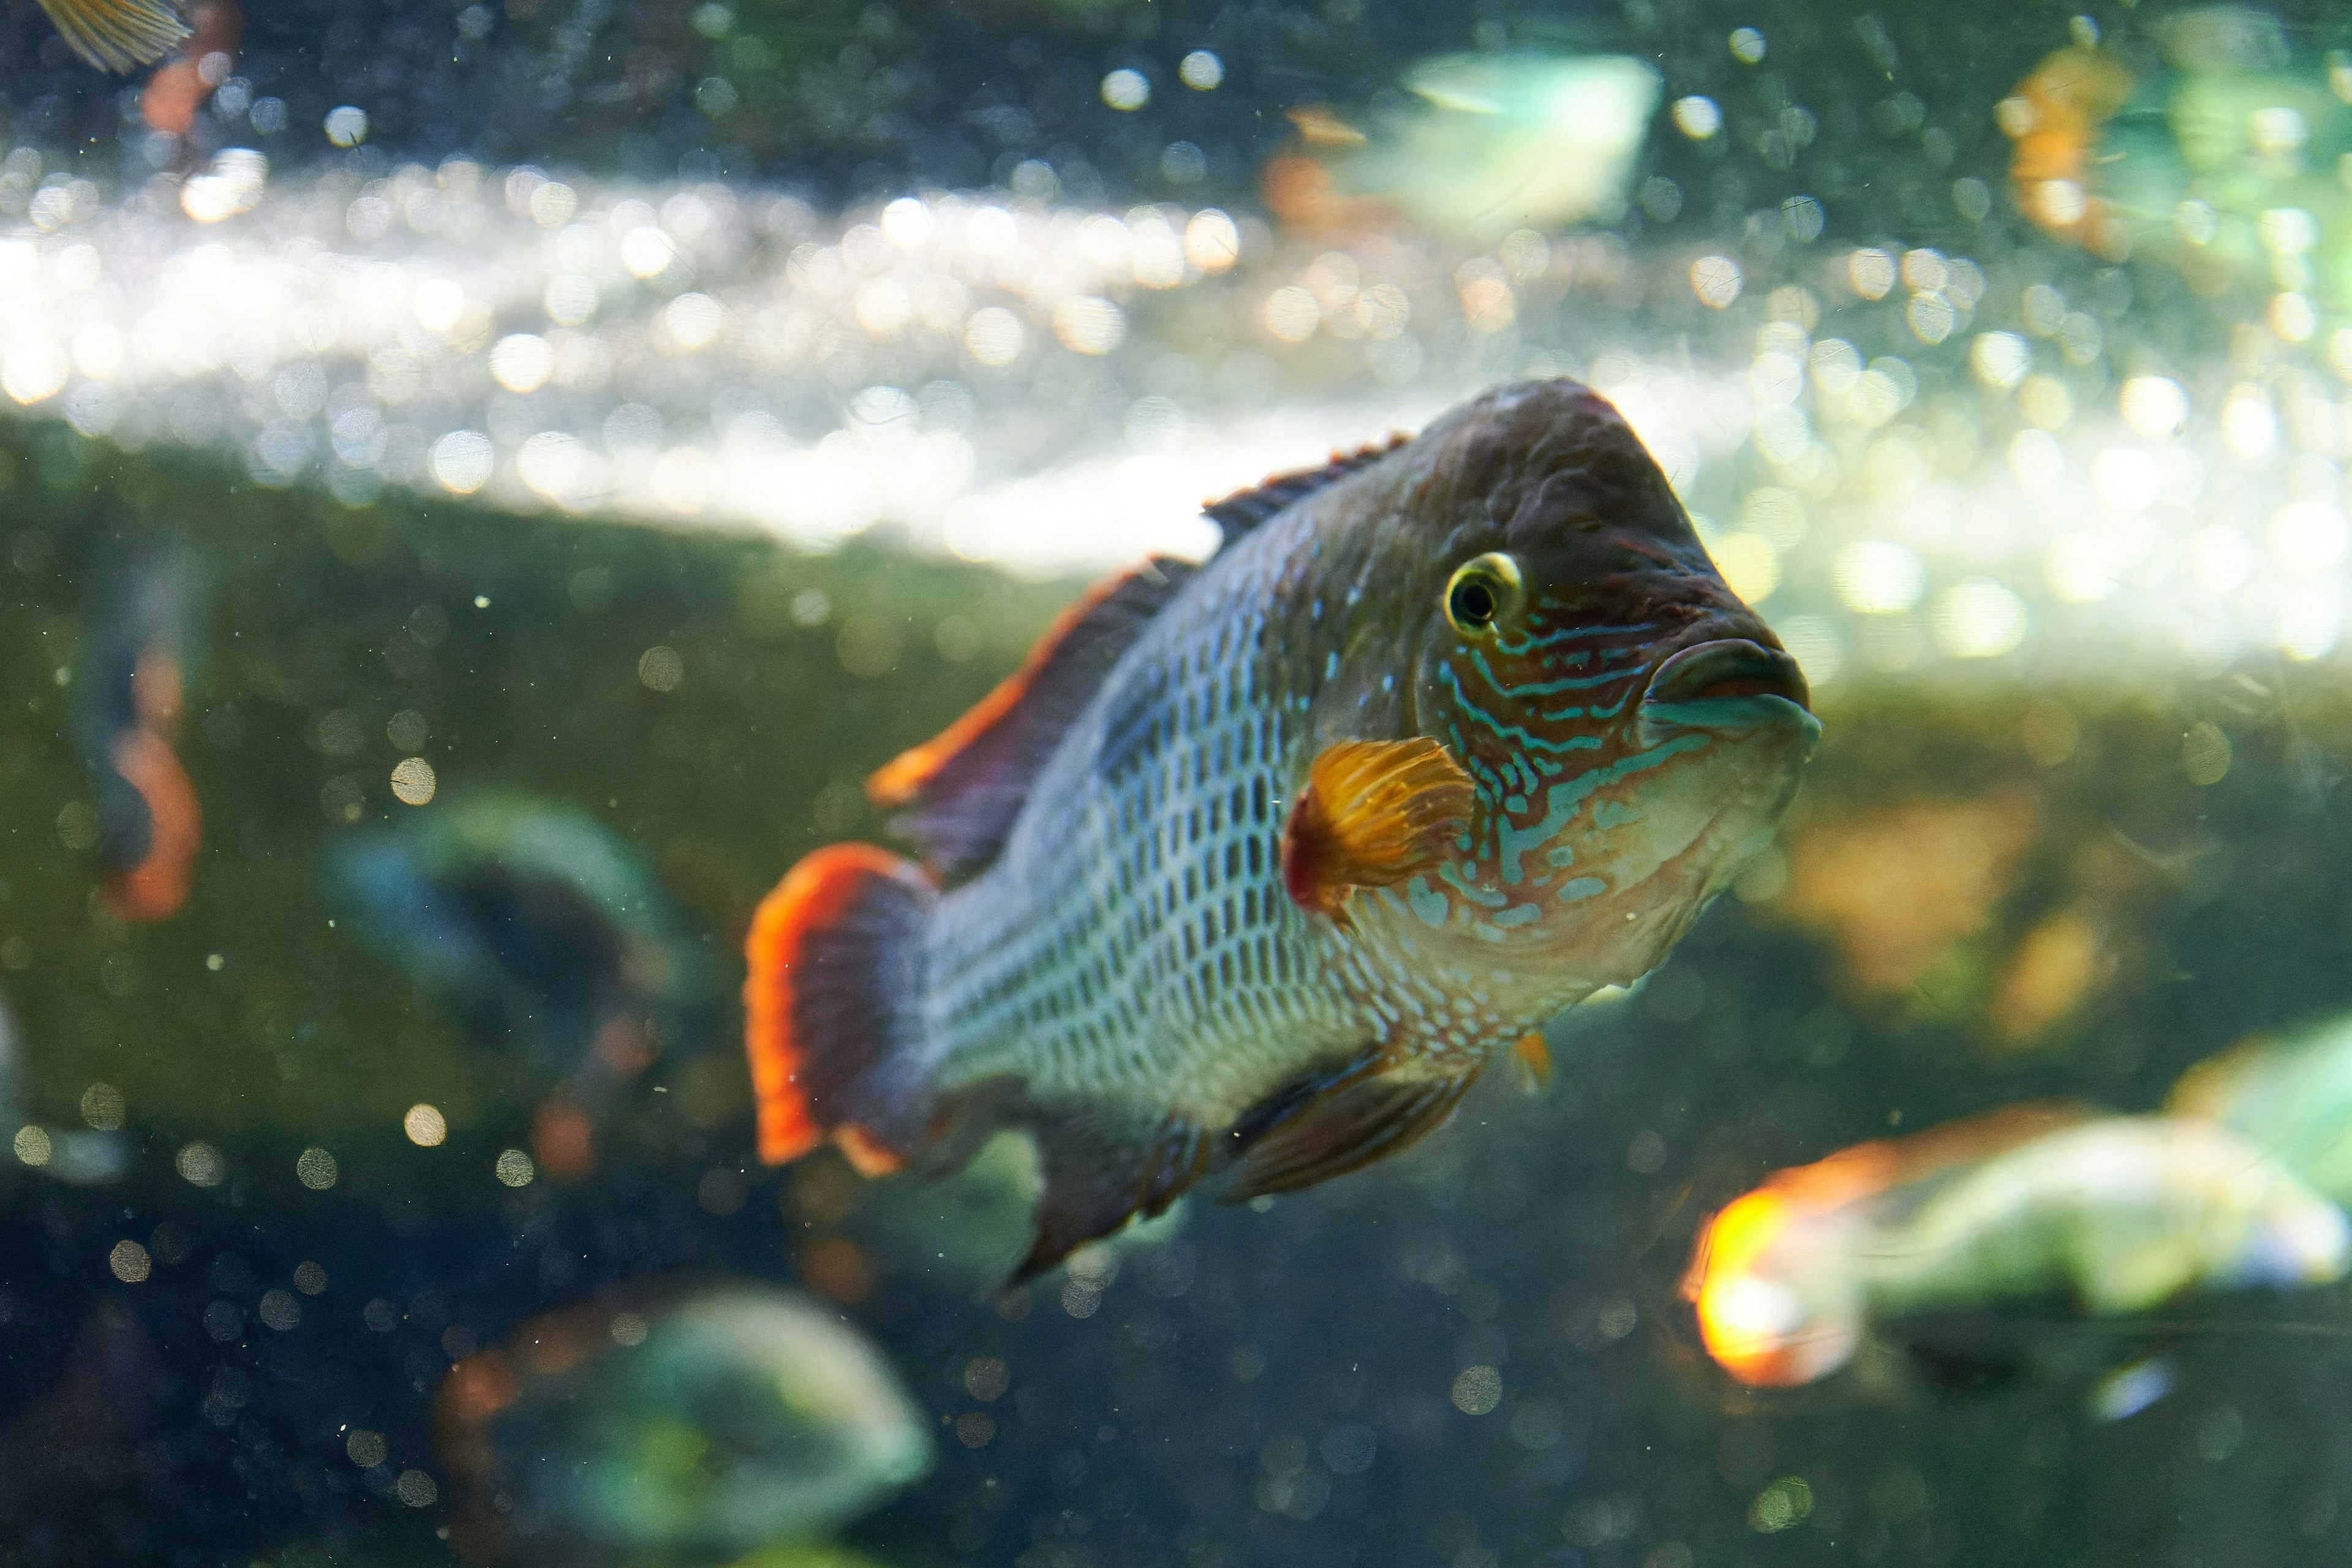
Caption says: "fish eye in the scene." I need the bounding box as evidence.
[1443,553,1521,636]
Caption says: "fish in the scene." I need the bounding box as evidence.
[2169,1009,2352,1204]
[1999,14,2352,311]
[326,796,715,1096]
[1684,1107,2352,1387]
[32,0,190,71]
[79,551,201,924]
[434,1283,931,1564]
[744,378,1819,1278]
[1264,53,1660,237]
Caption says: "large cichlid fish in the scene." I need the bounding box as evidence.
[745,379,1820,1277]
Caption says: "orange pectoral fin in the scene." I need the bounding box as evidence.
[1280,738,1474,919]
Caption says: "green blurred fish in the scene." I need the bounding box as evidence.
[745,379,1817,1278]
[2003,9,2352,313]
[436,1284,930,1565]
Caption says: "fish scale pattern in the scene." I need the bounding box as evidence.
[918,518,1382,1127]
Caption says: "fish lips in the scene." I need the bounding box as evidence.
[1636,638,1819,747]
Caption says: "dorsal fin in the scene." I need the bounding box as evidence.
[868,558,1196,880]
[1203,435,1406,552]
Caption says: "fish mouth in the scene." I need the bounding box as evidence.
[1638,639,1814,737]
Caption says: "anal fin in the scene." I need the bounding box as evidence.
[1226,1049,1480,1200]
[1014,1107,1214,1284]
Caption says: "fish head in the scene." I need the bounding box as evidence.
[1390,379,1818,984]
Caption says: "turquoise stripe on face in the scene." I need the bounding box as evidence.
[1440,665,1606,755]
[1493,732,1712,884]
[1469,647,1646,698]
[1496,620,1662,655]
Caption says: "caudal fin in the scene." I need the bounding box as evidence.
[743,844,936,1174]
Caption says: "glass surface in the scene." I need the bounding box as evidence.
[2,1,2352,1563]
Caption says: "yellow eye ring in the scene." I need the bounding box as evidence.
[1443,553,1522,636]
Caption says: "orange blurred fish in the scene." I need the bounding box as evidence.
[81,552,200,922]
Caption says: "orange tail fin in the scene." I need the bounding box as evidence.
[742,844,937,1170]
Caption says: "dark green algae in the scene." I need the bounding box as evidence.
[7,420,2352,1565]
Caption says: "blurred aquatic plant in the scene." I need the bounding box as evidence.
[436,1283,931,1564]
[1265,53,1660,238]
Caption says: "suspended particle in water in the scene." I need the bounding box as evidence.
[108,1239,151,1283]
[638,645,684,692]
[1178,50,1222,89]
[963,1356,1010,1401]
[296,1147,339,1189]
[258,1288,301,1330]
[2182,722,2233,786]
[1749,1476,1814,1532]
[293,1261,328,1295]
[1450,1365,1502,1415]
[494,1148,535,1186]
[609,1311,650,1346]
[347,1428,387,1467]
[404,1104,447,1146]
[395,1470,438,1507]
[1101,69,1150,111]
[390,757,437,805]
[176,1140,224,1185]
[80,1082,124,1130]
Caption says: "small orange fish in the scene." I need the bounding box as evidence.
[83,554,201,923]
[746,380,1818,1279]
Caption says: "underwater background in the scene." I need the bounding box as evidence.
[8,0,2352,1563]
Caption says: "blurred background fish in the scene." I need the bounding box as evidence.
[2000,9,2352,323]
[326,796,717,1174]
[1265,53,1660,238]
[1690,1011,2352,1389]
[78,549,201,925]
[434,1283,931,1566]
